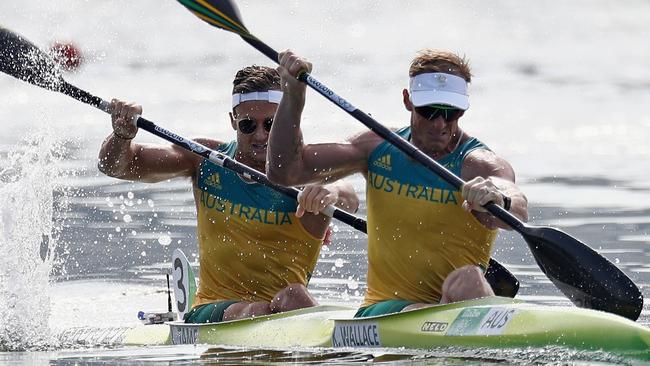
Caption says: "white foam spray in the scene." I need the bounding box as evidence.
[0,128,66,351]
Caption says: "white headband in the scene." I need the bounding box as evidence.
[232,90,283,108]
[409,72,469,110]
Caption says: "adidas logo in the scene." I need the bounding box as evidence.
[372,154,392,171]
[204,173,222,190]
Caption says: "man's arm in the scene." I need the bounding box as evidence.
[98,139,199,182]
[329,180,360,214]
[460,149,528,230]
[296,180,359,218]
[267,50,374,186]
[297,180,360,239]
[97,99,216,183]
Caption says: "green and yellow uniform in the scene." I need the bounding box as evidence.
[359,127,497,315]
[190,141,322,318]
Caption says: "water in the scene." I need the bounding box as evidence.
[0,130,64,351]
[1,0,650,364]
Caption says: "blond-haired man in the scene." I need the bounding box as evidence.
[267,50,528,317]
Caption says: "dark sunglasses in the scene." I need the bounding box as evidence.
[414,105,463,122]
[237,118,273,134]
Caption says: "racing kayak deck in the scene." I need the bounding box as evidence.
[119,297,650,360]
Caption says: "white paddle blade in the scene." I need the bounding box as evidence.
[171,249,196,319]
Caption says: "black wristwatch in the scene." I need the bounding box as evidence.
[502,195,512,211]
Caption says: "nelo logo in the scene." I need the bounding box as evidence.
[421,321,448,332]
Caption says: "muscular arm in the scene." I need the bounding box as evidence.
[461,149,529,230]
[97,99,222,183]
[97,136,213,183]
[267,50,377,186]
[268,131,380,185]
[267,93,371,185]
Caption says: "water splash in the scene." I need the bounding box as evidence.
[0,129,67,351]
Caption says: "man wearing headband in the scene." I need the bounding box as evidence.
[268,50,528,317]
[97,65,359,323]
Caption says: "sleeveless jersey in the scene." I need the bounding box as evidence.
[363,127,498,306]
[192,141,323,307]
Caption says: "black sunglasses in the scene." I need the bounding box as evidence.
[237,118,273,134]
[414,105,463,122]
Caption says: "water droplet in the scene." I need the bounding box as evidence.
[347,279,359,290]
[115,226,121,232]
[158,234,172,246]
[140,251,146,256]
[334,258,344,267]
[123,214,132,223]
[127,191,134,199]
[147,199,154,208]
[341,291,350,301]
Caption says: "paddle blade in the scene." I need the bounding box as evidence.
[177,0,250,37]
[485,258,519,298]
[523,225,643,320]
[0,27,63,92]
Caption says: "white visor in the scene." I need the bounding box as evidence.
[232,90,283,108]
[409,72,469,110]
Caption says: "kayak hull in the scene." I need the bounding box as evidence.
[120,297,650,359]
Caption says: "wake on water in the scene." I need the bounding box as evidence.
[0,127,67,351]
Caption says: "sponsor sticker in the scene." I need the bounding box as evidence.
[446,307,517,336]
[305,75,356,112]
[171,324,199,345]
[332,322,381,347]
[420,321,448,333]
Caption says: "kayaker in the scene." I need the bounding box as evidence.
[97,65,359,323]
[267,50,529,317]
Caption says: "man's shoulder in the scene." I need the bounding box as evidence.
[464,146,496,161]
[462,148,515,180]
[192,138,226,150]
[183,138,228,181]
[348,127,405,154]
